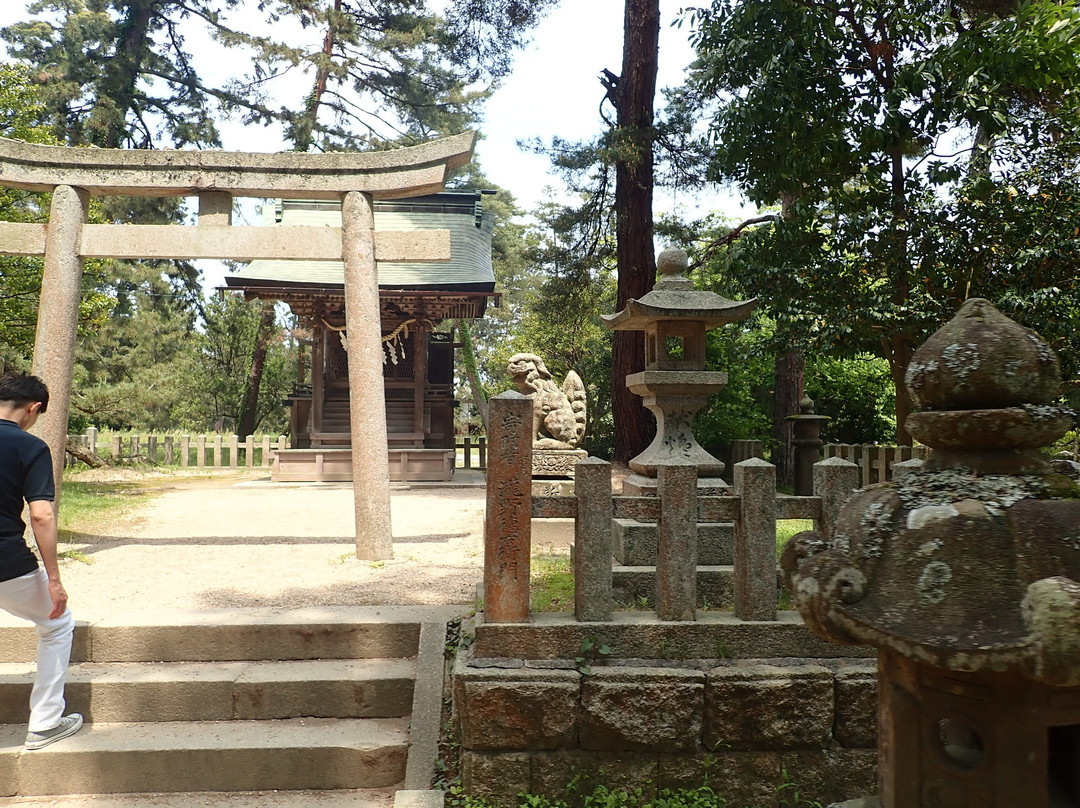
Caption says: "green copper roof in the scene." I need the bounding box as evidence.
[227,193,495,289]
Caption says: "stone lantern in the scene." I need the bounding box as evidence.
[601,248,756,495]
[782,299,1080,808]
[786,394,830,496]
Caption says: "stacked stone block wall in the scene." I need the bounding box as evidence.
[454,651,878,808]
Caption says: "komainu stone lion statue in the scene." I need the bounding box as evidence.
[506,353,587,449]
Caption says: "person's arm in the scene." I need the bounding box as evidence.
[28,500,67,619]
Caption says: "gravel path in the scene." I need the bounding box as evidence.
[56,471,513,619]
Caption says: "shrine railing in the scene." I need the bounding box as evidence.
[482,392,863,625]
[824,443,930,488]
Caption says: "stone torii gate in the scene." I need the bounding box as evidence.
[0,132,478,559]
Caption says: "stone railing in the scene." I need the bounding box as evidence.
[824,443,929,488]
[483,393,860,625]
[66,428,288,469]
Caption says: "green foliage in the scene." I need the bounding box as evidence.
[675,0,1080,425]
[575,635,612,675]
[805,355,895,444]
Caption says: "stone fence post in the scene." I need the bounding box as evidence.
[813,457,860,538]
[656,464,698,621]
[733,458,777,621]
[86,427,98,457]
[891,457,924,483]
[575,457,613,622]
[483,392,533,623]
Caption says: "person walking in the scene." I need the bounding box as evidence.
[0,372,82,750]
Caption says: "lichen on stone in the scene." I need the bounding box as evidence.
[897,466,1050,516]
[941,342,980,388]
[916,538,944,557]
[1026,332,1055,364]
[916,560,953,605]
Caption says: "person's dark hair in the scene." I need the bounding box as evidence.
[0,373,49,414]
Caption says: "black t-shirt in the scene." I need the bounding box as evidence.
[0,419,53,581]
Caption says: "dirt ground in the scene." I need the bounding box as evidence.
[54,468,576,620]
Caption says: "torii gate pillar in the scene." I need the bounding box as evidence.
[342,191,392,559]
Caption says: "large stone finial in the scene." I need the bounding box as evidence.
[781,298,1080,681]
[903,298,1071,474]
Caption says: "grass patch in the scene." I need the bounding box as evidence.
[531,550,573,612]
[57,549,94,565]
[776,519,813,554]
[57,480,155,541]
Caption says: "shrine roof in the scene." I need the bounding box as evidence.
[225,191,495,291]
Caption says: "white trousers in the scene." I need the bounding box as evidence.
[0,568,73,731]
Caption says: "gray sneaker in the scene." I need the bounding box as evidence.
[25,713,84,750]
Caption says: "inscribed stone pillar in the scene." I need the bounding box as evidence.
[574,457,613,621]
[733,457,777,621]
[341,190,393,560]
[483,392,533,623]
[656,464,698,621]
[29,185,89,505]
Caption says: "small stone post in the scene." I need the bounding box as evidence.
[180,435,190,467]
[656,464,698,621]
[262,435,272,466]
[228,435,238,468]
[890,457,924,483]
[813,457,860,538]
[245,435,255,468]
[196,436,206,468]
[574,457,613,621]
[212,435,223,468]
[483,392,533,623]
[164,435,174,465]
[341,190,393,560]
[111,435,121,462]
[86,427,98,458]
[733,458,777,621]
[29,185,89,505]
[147,435,158,465]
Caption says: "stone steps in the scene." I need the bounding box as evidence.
[0,659,415,723]
[0,788,396,808]
[0,719,408,794]
[0,607,457,800]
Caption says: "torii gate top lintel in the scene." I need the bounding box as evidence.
[0,130,477,198]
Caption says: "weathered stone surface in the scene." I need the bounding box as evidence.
[507,354,587,450]
[904,297,1059,410]
[342,190,393,560]
[613,519,733,566]
[813,457,860,538]
[0,131,477,198]
[705,664,834,750]
[531,750,658,804]
[779,749,877,807]
[532,448,588,477]
[472,612,875,661]
[575,458,613,622]
[889,457,924,483]
[580,667,704,752]
[29,184,88,502]
[484,393,534,623]
[661,751,781,808]
[733,458,778,621]
[456,667,579,751]
[833,665,878,748]
[461,751,530,806]
[656,465,698,621]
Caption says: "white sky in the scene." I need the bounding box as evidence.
[0,1,751,290]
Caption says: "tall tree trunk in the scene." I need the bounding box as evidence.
[455,319,489,432]
[889,334,914,446]
[238,300,276,439]
[771,349,804,489]
[98,0,155,148]
[290,0,342,152]
[611,0,660,466]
